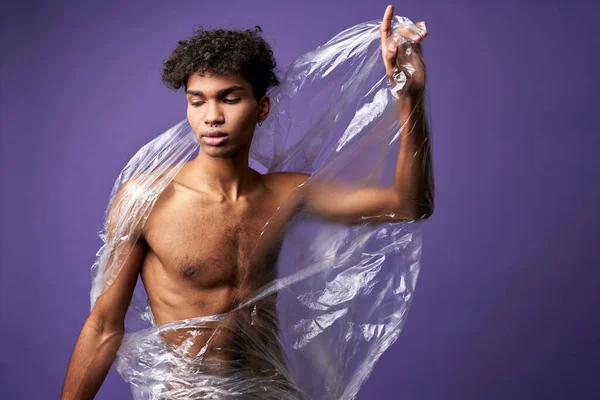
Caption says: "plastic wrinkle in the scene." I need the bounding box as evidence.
[90,15,433,400]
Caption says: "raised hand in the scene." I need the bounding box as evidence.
[380,5,428,96]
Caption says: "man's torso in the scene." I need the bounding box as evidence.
[138,163,307,359]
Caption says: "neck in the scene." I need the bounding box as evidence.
[190,146,259,201]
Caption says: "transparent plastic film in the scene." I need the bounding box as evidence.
[90,15,433,400]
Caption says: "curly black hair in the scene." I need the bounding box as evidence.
[162,26,279,101]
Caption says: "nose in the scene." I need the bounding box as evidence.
[203,101,224,126]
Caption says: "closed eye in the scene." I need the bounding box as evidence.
[223,98,241,104]
[190,101,204,107]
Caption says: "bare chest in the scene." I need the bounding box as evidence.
[142,186,280,289]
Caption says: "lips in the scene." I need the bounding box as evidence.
[202,131,228,146]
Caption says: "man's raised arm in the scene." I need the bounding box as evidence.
[61,181,148,400]
[288,7,434,224]
[300,93,433,224]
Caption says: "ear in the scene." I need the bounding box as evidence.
[257,94,271,123]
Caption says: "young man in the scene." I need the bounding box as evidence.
[62,5,433,399]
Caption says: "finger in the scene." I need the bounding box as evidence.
[395,21,428,43]
[380,5,394,48]
[414,21,428,41]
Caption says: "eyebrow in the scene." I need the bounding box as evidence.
[185,85,245,97]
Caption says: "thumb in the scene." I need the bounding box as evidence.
[385,38,398,66]
[387,38,398,53]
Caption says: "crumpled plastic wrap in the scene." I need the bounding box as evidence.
[90,15,433,400]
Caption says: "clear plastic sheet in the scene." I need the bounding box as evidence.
[90,15,433,400]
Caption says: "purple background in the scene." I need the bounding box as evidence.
[1,0,599,398]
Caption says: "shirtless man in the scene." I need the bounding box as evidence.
[61,5,433,399]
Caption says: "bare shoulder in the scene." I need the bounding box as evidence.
[111,173,164,206]
[107,167,179,234]
[263,172,310,195]
[117,164,184,200]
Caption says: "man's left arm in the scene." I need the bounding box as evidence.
[299,97,433,224]
[295,6,434,224]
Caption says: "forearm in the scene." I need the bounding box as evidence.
[61,318,123,400]
[392,93,434,219]
[293,94,433,224]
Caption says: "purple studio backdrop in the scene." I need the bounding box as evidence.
[1,0,599,399]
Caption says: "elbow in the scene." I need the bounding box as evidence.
[412,205,434,221]
[101,324,124,342]
[400,205,433,222]
[87,313,125,343]
[410,195,434,221]
[95,321,125,352]
[390,192,434,222]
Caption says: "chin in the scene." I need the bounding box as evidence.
[200,145,240,158]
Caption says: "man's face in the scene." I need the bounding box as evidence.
[185,72,269,158]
